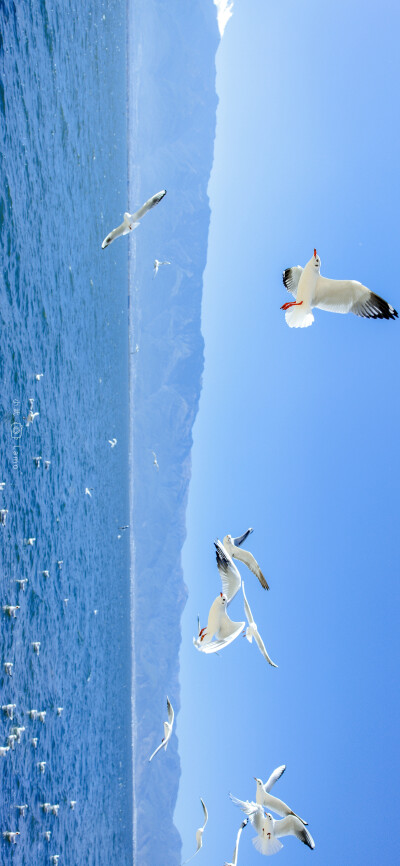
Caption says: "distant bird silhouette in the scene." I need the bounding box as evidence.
[4,662,13,676]
[153,258,171,278]
[31,642,41,655]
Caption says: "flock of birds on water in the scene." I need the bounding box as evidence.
[0,375,88,861]
[2,186,397,864]
[107,190,397,862]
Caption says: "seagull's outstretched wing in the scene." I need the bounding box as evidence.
[274,815,315,849]
[167,697,174,726]
[282,266,303,298]
[231,528,253,547]
[253,630,278,667]
[242,582,254,626]
[225,819,248,866]
[315,276,398,319]
[232,545,269,590]
[263,764,286,793]
[229,795,259,818]
[148,739,166,762]
[200,798,208,829]
[214,540,241,602]
[131,189,167,221]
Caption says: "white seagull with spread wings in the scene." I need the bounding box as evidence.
[242,583,277,667]
[102,190,167,249]
[254,766,307,824]
[181,798,208,865]
[281,249,398,328]
[148,697,174,762]
[229,796,315,856]
[193,540,245,654]
[223,528,269,590]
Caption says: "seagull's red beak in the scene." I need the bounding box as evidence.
[314,248,317,258]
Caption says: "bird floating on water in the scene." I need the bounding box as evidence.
[32,642,41,655]
[102,189,167,249]
[3,605,20,618]
[15,578,28,591]
[281,249,398,328]
[26,411,39,427]
[3,831,20,843]
[4,662,13,676]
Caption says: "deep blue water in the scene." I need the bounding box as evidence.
[0,2,133,863]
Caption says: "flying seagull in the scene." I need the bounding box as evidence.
[180,798,208,865]
[108,438,117,448]
[224,819,248,866]
[148,697,174,762]
[193,541,245,654]
[102,189,167,249]
[281,249,398,328]
[242,583,277,667]
[229,796,315,855]
[153,259,171,277]
[254,766,307,824]
[223,529,269,590]
[152,451,159,471]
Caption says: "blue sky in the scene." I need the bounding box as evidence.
[175,1,400,864]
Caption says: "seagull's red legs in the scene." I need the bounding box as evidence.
[280,300,303,311]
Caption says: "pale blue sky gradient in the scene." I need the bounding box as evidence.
[175,2,400,864]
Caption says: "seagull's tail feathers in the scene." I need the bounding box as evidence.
[285,305,314,328]
[252,835,283,856]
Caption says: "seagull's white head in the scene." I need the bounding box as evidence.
[219,592,228,606]
[254,777,263,787]
[312,248,321,270]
